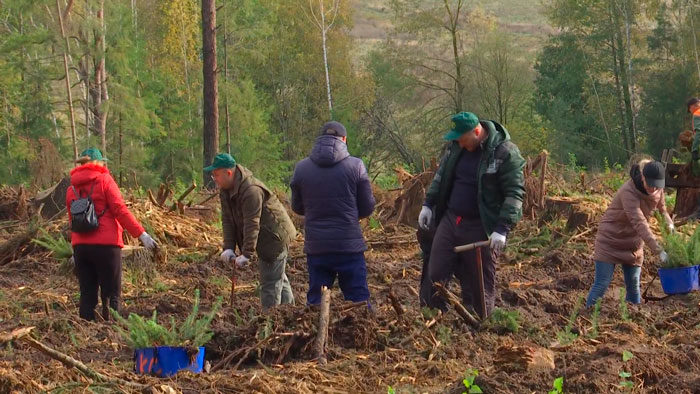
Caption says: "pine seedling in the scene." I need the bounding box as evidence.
[618,288,630,322]
[589,298,602,338]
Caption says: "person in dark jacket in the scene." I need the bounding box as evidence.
[290,121,376,305]
[67,148,158,321]
[207,153,297,311]
[418,112,525,317]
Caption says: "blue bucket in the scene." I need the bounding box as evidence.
[134,346,205,377]
[658,265,700,295]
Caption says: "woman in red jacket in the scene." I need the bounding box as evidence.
[66,148,157,321]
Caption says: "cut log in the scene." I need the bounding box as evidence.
[33,176,70,220]
[494,344,555,373]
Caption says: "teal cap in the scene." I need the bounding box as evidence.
[78,148,108,162]
[204,153,237,172]
[443,112,480,141]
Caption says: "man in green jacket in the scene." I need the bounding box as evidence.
[418,112,525,317]
[206,153,297,310]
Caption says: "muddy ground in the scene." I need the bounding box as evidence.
[1,187,700,394]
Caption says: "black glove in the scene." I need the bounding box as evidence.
[693,151,699,161]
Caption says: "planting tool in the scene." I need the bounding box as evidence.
[642,272,671,302]
[454,240,490,319]
[229,256,237,306]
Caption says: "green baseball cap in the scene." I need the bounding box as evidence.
[204,153,237,172]
[77,148,108,162]
[443,112,480,141]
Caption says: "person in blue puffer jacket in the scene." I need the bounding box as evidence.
[290,121,376,305]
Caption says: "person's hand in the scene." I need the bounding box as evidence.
[138,232,158,250]
[418,206,433,230]
[220,249,236,263]
[235,254,250,269]
[668,222,675,234]
[660,250,668,263]
[489,232,507,254]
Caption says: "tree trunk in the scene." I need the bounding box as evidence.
[445,0,464,113]
[56,0,78,161]
[689,2,700,82]
[90,0,108,154]
[608,2,630,159]
[612,0,636,154]
[119,113,123,186]
[223,4,231,155]
[98,0,108,154]
[320,0,333,117]
[202,0,219,188]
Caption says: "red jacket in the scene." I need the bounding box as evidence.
[66,163,144,247]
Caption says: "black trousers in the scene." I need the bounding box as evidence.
[421,211,497,316]
[73,244,122,321]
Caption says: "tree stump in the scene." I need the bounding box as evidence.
[566,210,591,231]
[674,188,700,218]
[540,197,578,224]
[34,176,71,220]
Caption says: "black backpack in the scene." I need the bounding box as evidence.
[69,182,105,233]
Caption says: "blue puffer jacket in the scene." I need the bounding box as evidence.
[290,135,376,255]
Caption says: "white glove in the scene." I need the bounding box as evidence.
[138,232,158,250]
[489,232,507,254]
[235,254,250,269]
[220,249,236,263]
[418,206,433,230]
[660,250,668,263]
[664,213,675,233]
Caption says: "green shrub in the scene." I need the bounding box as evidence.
[657,213,700,268]
[483,308,520,334]
[32,229,72,259]
[111,289,221,348]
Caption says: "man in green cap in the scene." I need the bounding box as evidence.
[206,153,297,310]
[418,112,525,317]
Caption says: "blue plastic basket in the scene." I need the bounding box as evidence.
[134,346,205,377]
[658,265,700,295]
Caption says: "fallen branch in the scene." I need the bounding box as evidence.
[399,310,442,347]
[195,191,219,206]
[388,289,404,320]
[314,286,331,365]
[3,327,148,390]
[147,189,161,207]
[433,283,480,327]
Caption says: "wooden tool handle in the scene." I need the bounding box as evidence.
[454,240,490,253]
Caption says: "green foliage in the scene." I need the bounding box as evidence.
[548,377,564,394]
[387,386,396,394]
[556,297,583,345]
[618,288,630,322]
[111,289,221,348]
[462,369,483,394]
[483,308,520,334]
[32,229,73,260]
[369,216,383,231]
[589,298,602,339]
[618,371,634,389]
[436,324,452,346]
[622,350,634,362]
[657,212,700,268]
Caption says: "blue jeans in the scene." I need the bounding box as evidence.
[306,253,370,305]
[586,261,641,307]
